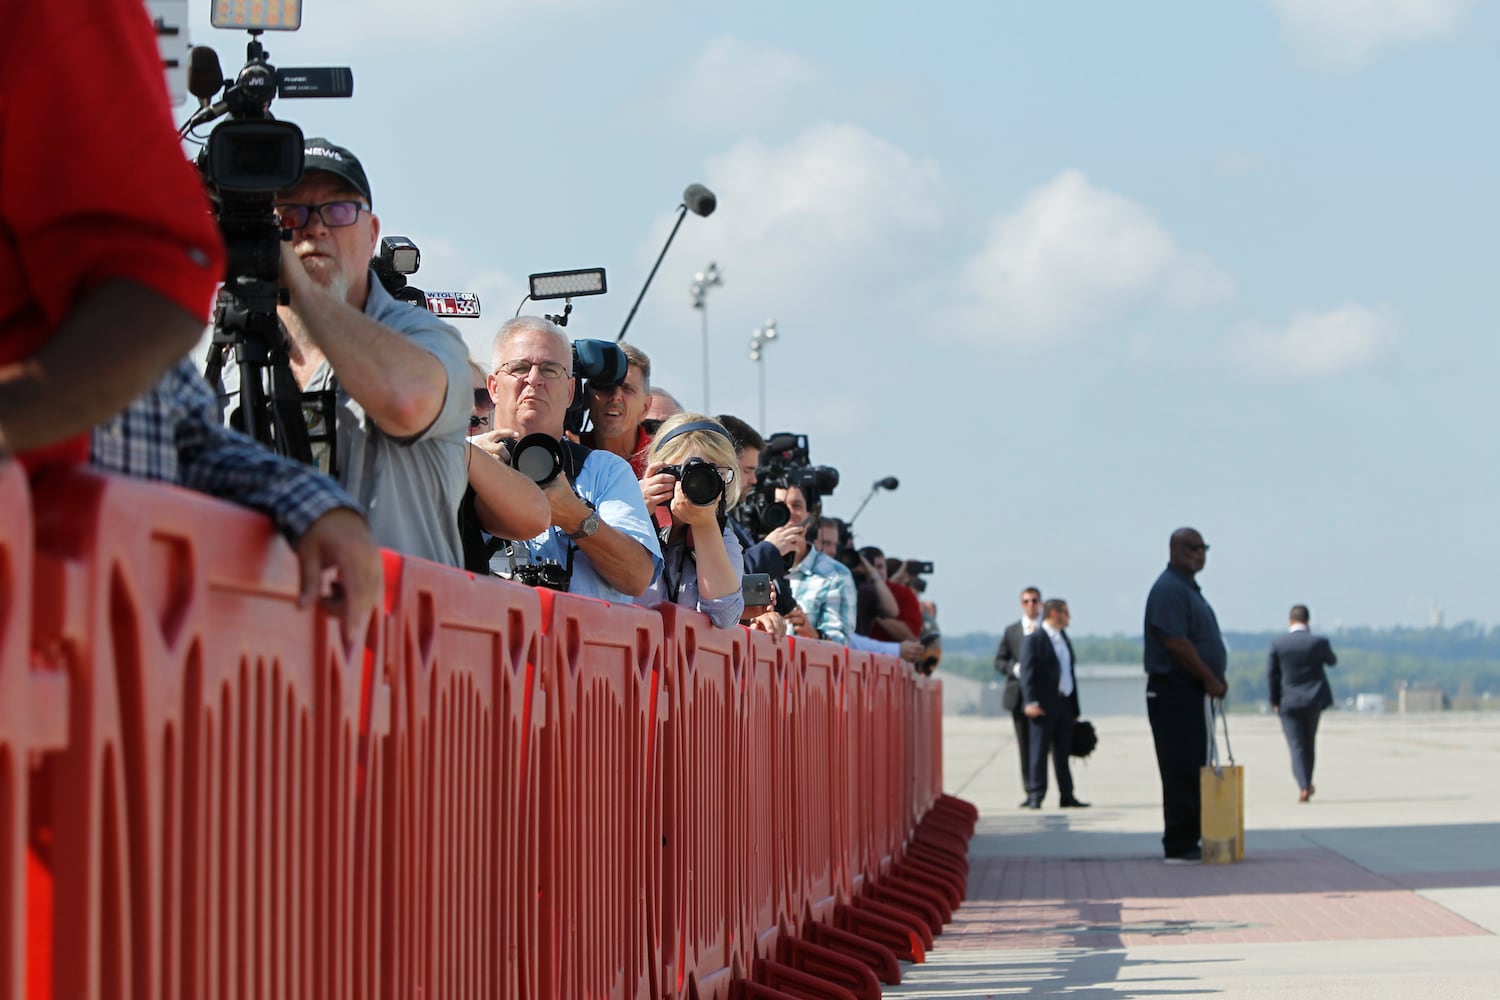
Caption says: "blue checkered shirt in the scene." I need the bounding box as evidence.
[91,359,359,542]
[786,549,856,645]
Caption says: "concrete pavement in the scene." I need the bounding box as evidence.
[889,710,1500,998]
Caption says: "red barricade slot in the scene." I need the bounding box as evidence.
[536,590,662,1000]
[788,637,847,929]
[377,556,542,1000]
[656,603,747,1000]
[740,628,792,965]
[2,463,69,1000]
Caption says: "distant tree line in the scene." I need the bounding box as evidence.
[937,624,1500,708]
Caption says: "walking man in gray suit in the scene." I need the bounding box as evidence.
[1268,605,1338,802]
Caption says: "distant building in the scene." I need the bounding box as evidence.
[1399,687,1445,713]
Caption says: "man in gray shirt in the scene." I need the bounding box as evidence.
[221,138,469,566]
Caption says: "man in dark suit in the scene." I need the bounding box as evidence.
[1019,598,1088,809]
[1268,604,1338,802]
[994,587,1042,805]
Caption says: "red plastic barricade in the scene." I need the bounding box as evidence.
[841,650,874,899]
[377,555,542,999]
[535,590,663,1000]
[740,628,793,966]
[656,604,748,1000]
[788,637,847,927]
[27,467,384,1000]
[1,465,68,1000]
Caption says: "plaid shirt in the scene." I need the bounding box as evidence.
[786,549,856,645]
[91,359,359,542]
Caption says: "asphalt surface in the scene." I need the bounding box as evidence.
[888,709,1500,998]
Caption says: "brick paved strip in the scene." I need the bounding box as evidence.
[945,848,1492,949]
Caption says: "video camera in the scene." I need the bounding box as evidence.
[183,5,353,461]
[733,432,840,540]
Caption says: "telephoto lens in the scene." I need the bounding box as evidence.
[673,457,724,506]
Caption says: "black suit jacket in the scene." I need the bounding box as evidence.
[1268,629,1338,711]
[995,620,1027,709]
[1019,627,1081,717]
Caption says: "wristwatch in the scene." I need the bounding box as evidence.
[567,503,600,540]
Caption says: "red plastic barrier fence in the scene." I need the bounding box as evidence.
[535,589,663,1000]
[7,466,966,999]
[27,468,384,1000]
[787,637,847,930]
[740,627,794,966]
[656,603,747,1000]
[377,554,542,999]
[1,464,68,1000]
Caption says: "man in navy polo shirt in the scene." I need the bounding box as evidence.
[1143,527,1229,865]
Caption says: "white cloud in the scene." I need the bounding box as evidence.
[645,36,823,134]
[943,170,1234,344]
[1266,0,1477,71]
[1225,303,1398,376]
[655,123,944,308]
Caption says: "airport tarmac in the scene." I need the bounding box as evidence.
[888,710,1500,998]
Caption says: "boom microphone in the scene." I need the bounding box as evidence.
[188,46,225,105]
[616,183,720,342]
[683,183,717,218]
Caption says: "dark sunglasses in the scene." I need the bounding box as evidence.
[1184,542,1210,553]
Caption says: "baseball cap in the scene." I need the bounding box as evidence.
[301,137,372,204]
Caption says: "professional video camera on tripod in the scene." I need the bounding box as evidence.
[181,2,352,468]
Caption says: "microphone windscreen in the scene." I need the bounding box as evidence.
[683,183,717,217]
[188,46,225,102]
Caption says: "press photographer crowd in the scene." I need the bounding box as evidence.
[0,1,943,673]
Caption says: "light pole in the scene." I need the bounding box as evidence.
[690,262,722,411]
[749,318,778,431]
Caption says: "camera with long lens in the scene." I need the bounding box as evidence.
[733,431,840,540]
[661,457,725,507]
[186,4,353,464]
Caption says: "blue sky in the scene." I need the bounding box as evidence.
[173,0,1500,636]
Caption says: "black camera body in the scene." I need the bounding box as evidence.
[564,339,629,437]
[504,560,571,592]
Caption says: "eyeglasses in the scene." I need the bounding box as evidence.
[1184,542,1210,553]
[496,359,570,382]
[1021,596,1041,604]
[273,200,369,229]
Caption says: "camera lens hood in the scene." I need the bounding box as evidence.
[677,457,724,507]
[510,433,564,486]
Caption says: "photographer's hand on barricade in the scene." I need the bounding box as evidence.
[466,442,550,540]
[747,610,787,638]
[898,639,924,663]
[640,462,678,518]
[294,507,381,650]
[277,241,447,438]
